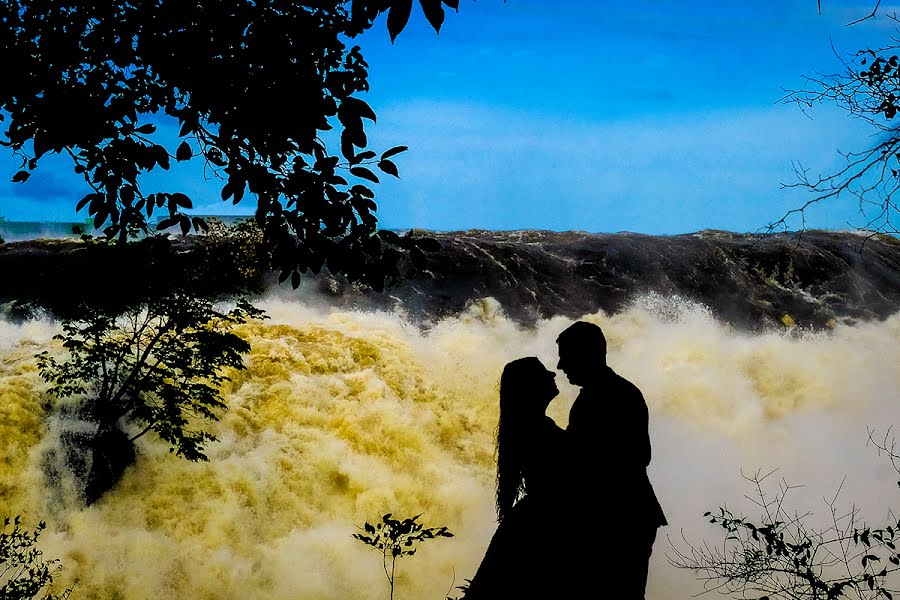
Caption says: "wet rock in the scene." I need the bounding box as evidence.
[357,230,900,330]
[46,419,136,506]
[1,230,898,329]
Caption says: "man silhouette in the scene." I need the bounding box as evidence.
[556,321,666,599]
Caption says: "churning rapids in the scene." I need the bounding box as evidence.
[0,230,898,599]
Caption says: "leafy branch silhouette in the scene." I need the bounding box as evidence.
[354,513,454,600]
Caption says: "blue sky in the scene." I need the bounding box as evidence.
[1,1,896,233]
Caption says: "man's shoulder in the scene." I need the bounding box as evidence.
[610,370,643,397]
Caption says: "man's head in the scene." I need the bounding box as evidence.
[556,321,606,386]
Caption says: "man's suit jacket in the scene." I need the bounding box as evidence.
[567,366,667,528]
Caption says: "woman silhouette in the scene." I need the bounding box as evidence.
[464,357,568,599]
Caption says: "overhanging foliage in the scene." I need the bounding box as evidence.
[0,1,449,290]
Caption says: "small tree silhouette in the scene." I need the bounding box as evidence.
[353,513,454,600]
[0,516,73,600]
[35,295,266,503]
[36,295,265,463]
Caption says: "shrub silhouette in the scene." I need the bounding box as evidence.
[354,513,454,600]
[672,430,900,600]
[0,516,73,600]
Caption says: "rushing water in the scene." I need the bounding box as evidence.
[1,295,899,599]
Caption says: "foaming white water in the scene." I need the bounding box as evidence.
[0,296,897,599]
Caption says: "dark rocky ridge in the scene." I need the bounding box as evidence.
[328,229,900,329]
[1,229,899,330]
[0,234,263,318]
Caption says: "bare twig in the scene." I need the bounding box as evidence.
[846,0,882,27]
[670,464,900,600]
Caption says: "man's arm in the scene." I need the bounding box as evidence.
[618,378,651,469]
[635,389,651,467]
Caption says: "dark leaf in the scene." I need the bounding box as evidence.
[351,185,375,199]
[377,160,399,178]
[135,123,156,134]
[350,167,379,183]
[12,171,30,183]
[94,209,109,229]
[343,97,377,123]
[156,217,177,231]
[176,141,192,161]
[381,145,409,159]
[191,217,208,233]
[231,178,246,203]
[76,193,98,212]
[314,155,341,173]
[153,145,170,170]
[341,131,356,161]
[419,0,445,32]
[171,193,192,209]
[291,271,301,289]
[179,215,191,235]
[387,0,413,41]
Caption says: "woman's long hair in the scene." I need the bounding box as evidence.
[495,357,546,522]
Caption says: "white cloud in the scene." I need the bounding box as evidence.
[367,99,875,233]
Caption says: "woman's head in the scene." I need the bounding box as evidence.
[499,357,558,418]
[495,357,558,521]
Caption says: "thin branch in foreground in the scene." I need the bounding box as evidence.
[669,465,900,600]
[846,0,882,27]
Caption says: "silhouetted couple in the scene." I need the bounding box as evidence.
[465,321,667,599]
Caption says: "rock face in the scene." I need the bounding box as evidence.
[1,230,898,329]
[61,425,136,505]
[42,416,136,507]
[0,235,266,318]
[330,230,900,329]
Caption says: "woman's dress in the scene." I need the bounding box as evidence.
[463,416,569,599]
